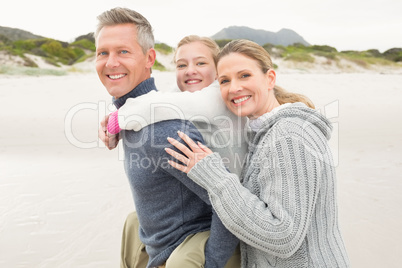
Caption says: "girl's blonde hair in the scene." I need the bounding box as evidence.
[218,39,315,109]
[174,35,220,67]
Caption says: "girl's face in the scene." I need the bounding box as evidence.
[175,41,217,92]
[217,52,276,119]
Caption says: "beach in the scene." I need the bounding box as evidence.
[1,70,401,267]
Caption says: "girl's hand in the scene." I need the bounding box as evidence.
[166,131,213,174]
[99,114,120,150]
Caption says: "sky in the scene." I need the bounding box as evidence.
[1,0,401,53]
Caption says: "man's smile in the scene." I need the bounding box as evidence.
[108,74,127,80]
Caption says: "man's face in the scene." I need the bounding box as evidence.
[95,23,154,98]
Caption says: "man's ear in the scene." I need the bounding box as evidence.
[146,48,156,69]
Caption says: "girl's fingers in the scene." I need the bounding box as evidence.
[165,148,189,165]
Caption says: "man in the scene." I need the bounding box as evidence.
[95,7,239,268]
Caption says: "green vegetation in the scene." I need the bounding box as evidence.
[215,39,402,69]
[0,65,67,76]
[0,34,12,46]
[380,48,402,62]
[1,28,401,77]
[153,59,167,71]
[340,50,394,68]
[278,44,339,63]
[0,37,92,67]
[70,39,96,51]
[155,43,173,54]
[285,52,315,63]
[0,35,173,74]
[0,34,174,75]
[215,39,233,48]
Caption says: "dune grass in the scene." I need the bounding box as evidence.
[0,65,67,76]
[1,36,401,76]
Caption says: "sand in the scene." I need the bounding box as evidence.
[0,70,401,267]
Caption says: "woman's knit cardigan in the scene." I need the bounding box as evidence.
[188,103,350,268]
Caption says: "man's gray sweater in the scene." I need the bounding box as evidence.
[113,78,238,268]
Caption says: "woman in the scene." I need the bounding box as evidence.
[165,39,350,267]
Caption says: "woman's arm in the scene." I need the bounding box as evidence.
[167,131,321,258]
[115,81,228,132]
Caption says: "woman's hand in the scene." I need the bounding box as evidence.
[166,131,213,174]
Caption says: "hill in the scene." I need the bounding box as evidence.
[211,26,310,46]
[0,26,44,42]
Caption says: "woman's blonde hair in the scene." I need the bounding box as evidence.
[218,39,315,109]
[174,35,220,67]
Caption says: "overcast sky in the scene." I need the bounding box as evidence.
[1,0,400,52]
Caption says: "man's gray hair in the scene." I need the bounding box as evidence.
[95,7,154,54]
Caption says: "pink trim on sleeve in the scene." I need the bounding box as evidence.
[107,110,121,135]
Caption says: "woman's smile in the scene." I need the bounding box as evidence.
[232,95,251,105]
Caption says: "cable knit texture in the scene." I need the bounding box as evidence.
[188,103,350,268]
[107,110,121,135]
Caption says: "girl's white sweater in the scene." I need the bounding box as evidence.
[117,81,248,176]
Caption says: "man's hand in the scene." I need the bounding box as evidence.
[99,114,120,150]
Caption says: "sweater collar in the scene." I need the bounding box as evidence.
[112,77,157,109]
[252,102,333,141]
[249,103,291,132]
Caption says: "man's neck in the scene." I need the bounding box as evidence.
[113,77,157,109]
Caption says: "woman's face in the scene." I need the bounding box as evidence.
[217,52,276,119]
[175,41,217,92]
